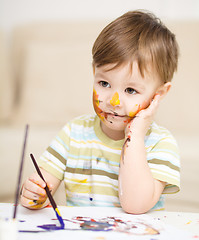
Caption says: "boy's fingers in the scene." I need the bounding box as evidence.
[21,195,46,209]
[24,179,46,196]
[29,174,46,188]
[21,187,46,201]
[138,94,161,117]
[29,177,53,192]
[20,195,32,207]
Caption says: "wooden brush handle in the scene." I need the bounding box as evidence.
[30,153,57,210]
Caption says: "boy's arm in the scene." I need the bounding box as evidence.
[20,168,61,209]
[119,94,166,214]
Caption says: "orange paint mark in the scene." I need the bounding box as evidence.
[123,118,131,124]
[110,92,120,106]
[145,227,159,235]
[186,220,192,225]
[128,104,141,118]
[94,237,106,240]
[45,204,52,208]
[93,89,105,121]
[93,89,100,107]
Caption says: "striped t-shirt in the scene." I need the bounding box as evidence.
[38,114,180,210]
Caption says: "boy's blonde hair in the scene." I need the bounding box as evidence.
[92,10,179,83]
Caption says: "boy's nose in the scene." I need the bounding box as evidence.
[110,92,120,107]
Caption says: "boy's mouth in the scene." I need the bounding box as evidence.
[105,111,127,120]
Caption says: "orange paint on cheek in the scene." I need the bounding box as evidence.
[128,104,141,118]
[93,89,105,121]
[93,89,100,107]
[110,92,120,106]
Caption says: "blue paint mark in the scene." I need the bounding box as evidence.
[37,224,64,231]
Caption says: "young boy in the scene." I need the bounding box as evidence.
[20,10,180,214]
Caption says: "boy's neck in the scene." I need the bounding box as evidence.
[100,121,125,141]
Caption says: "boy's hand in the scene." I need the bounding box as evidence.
[126,94,161,138]
[20,171,52,209]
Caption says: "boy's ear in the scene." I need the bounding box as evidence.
[156,82,172,99]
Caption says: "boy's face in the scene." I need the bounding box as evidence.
[93,61,162,140]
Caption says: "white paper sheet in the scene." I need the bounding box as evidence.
[0,203,193,240]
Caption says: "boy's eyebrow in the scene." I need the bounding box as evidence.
[131,82,145,90]
[126,79,145,90]
[95,72,108,79]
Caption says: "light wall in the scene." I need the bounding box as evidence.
[1,0,199,34]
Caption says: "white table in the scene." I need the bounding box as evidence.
[0,203,199,240]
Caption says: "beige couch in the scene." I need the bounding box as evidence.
[0,20,199,212]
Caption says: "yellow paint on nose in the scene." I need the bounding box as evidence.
[110,92,120,106]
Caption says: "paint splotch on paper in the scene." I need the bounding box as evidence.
[37,224,64,230]
[80,221,114,231]
[44,216,161,235]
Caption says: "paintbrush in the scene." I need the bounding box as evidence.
[30,153,65,229]
[13,124,29,219]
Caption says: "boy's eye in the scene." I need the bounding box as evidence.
[125,88,137,95]
[99,81,111,88]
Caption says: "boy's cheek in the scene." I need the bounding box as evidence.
[92,89,105,121]
[127,101,148,118]
[128,104,141,118]
[93,89,99,106]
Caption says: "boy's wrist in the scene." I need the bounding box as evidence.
[126,116,153,140]
[125,130,145,143]
[125,123,146,140]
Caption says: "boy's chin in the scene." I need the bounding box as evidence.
[96,112,130,132]
[103,118,127,131]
